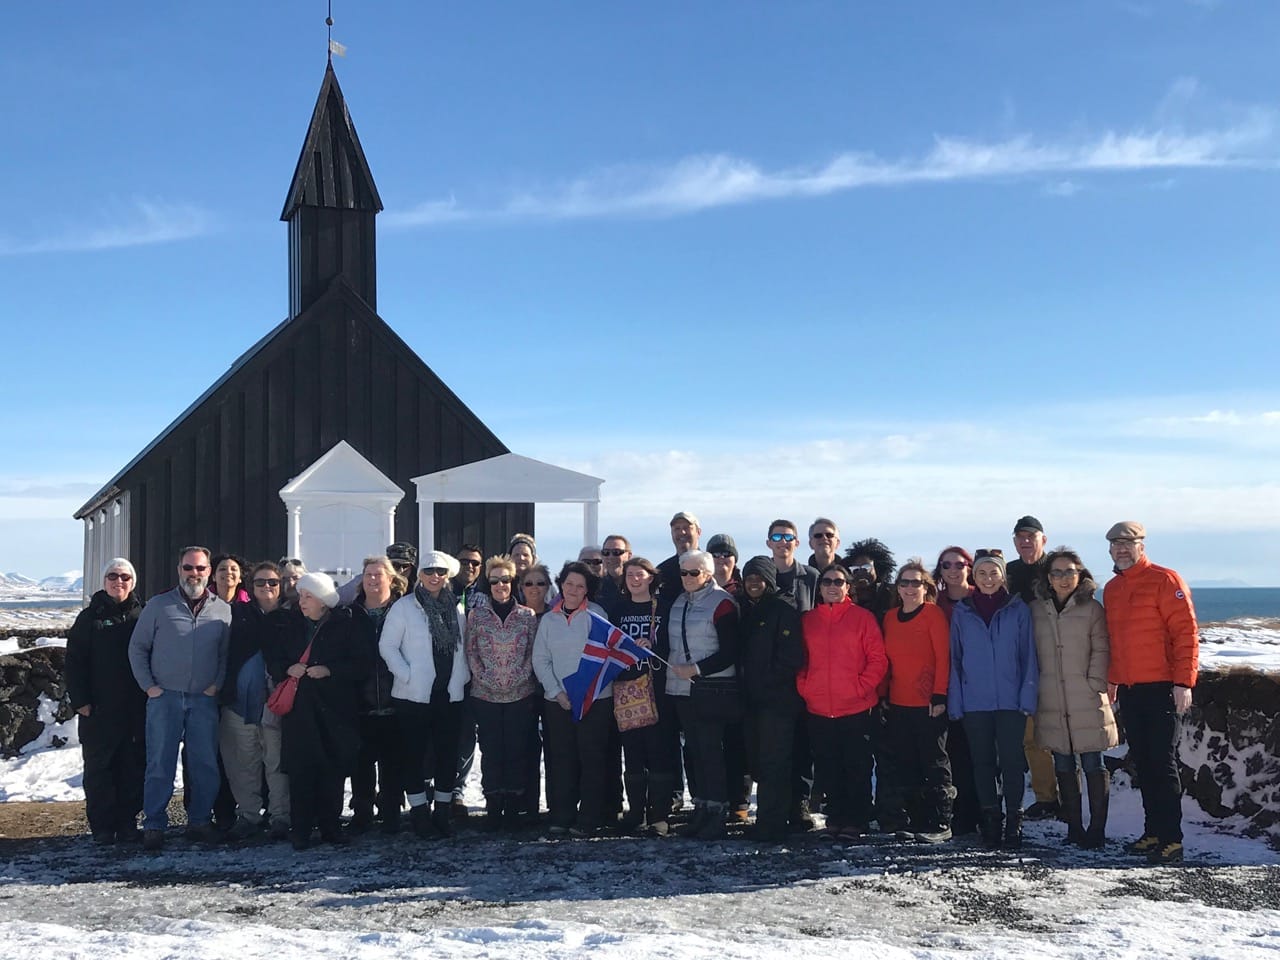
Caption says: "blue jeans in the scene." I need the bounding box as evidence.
[143,690,220,830]
[1052,750,1103,775]
[961,710,1027,815]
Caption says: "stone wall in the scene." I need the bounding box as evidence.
[0,640,72,758]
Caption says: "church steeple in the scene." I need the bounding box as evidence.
[282,62,383,318]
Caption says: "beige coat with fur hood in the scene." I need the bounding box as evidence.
[1031,577,1119,756]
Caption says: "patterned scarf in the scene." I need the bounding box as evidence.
[415,584,461,655]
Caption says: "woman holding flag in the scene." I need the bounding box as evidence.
[532,561,616,837]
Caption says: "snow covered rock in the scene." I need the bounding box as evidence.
[0,647,72,758]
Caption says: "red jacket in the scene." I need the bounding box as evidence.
[797,598,887,717]
[1103,555,1199,688]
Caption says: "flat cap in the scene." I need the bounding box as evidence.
[1106,521,1146,541]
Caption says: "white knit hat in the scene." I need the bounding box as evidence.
[295,571,340,608]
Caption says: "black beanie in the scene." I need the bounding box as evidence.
[742,555,777,593]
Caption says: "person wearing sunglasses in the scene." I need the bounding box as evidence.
[928,546,980,837]
[666,550,741,840]
[338,541,417,606]
[451,544,486,613]
[1030,547,1117,851]
[842,538,897,625]
[767,519,819,613]
[796,564,888,841]
[66,557,146,845]
[595,535,632,614]
[881,561,953,843]
[347,556,409,836]
[128,545,232,851]
[215,561,295,843]
[464,555,539,832]
[657,511,702,612]
[947,549,1038,850]
[379,550,470,840]
[806,518,842,571]
[514,561,554,821]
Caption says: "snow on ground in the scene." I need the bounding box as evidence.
[1199,618,1280,674]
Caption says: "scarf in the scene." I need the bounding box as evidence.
[416,584,461,655]
[970,588,1008,626]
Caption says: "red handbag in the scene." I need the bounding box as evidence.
[266,638,314,717]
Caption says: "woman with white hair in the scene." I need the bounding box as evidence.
[379,549,470,839]
[666,549,741,841]
[65,558,147,844]
[264,572,369,850]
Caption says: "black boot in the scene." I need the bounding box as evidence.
[1081,770,1110,850]
[432,796,456,838]
[409,803,438,840]
[1056,771,1085,845]
[620,776,647,832]
[1003,806,1023,851]
[348,803,375,835]
[979,806,1003,849]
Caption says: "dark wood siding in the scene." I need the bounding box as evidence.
[119,283,529,599]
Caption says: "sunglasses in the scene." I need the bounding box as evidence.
[811,531,837,540]
[391,560,415,569]
[278,557,302,567]
[422,567,449,576]
[600,548,627,557]
[523,580,549,588]
[181,564,209,573]
[819,577,849,587]
[489,576,514,585]
[897,579,925,588]
[1048,568,1081,579]
[581,558,604,566]
[768,532,797,543]
[105,572,133,582]
[680,569,705,578]
[940,560,969,570]
[253,578,281,588]
[849,562,874,571]
[711,551,734,560]
[974,548,1004,559]
[459,558,482,568]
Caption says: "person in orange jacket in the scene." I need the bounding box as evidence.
[1102,521,1199,865]
[797,563,888,841]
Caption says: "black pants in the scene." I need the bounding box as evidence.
[80,719,145,836]
[723,721,752,812]
[947,719,981,833]
[543,698,614,828]
[674,697,728,805]
[474,695,537,799]
[745,704,798,830]
[393,696,463,800]
[887,705,953,831]
[290,760,344,838]
[454,696,477,796]
[620,698,674,823]
[962,709,1026,815]
[809,711,874,828]
[1119,682,1184,843]
[791,719,814,806]
[518,708,545,814]
[871,704,906,829]
[351,712,403,816]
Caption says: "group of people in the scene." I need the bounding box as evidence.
[64,511,1199,864]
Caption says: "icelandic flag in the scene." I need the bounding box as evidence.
[561,610,653,721]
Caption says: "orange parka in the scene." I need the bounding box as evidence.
[1102,554,1199,688]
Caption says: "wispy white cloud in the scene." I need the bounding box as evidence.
[1043,180,1082,197]
[0,198,215,256]
[386,88,1278,227]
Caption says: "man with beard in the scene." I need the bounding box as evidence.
[452,544,486,612]
[129,545,232,850]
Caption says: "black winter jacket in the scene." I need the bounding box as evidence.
[64,590,146,737]
[737,590,805,710]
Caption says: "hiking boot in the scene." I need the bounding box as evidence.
[1081,770,1110,850]
[1024,799,1060,821]
[1125,834,1161,856]
[432,801,456,838]
[347,807,375,835]
[979,806,1003,849]
[267,818,291,841]
[695,804,728,840]
[92,831,115,846]
[409,804,439,840]
[915,825,953,844]
[1003,808,1023,851]
[142,829,165,852]
[225,818,263,843]
[184,822,218,845]
[1148,841,1184,864]
[1056,772,1085,846]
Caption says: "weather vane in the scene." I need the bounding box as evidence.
[326,0,347,61]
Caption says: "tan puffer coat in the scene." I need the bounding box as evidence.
[1031,577,1119,756]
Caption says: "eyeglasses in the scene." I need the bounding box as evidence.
[849,562,874,571]
[974,549,1004,559]
[768,532,797,543]
[488,576,514,585]
[278,558,302,567]
[391,560,415,570]
[1110,538,1141,547]
[181,564,209,573]
[600,548,627,557]
[940,560,968,570]
[680,569,704,578]
[253,578,281,588]
[711,552,734,560]
[459,558,481,568]
[581,558,604,567]
[523,580,549,588]
[811,531,837,540]
[423,567,448,576]
[1048,569,1080,579]
[897,579,925,588]
[105,572,133,582]
[819,577,849,587]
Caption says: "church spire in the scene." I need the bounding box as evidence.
[282,62,383,318]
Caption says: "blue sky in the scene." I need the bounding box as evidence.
[3,2,1278,586]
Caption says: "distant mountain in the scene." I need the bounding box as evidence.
[0,570,84,597]
[1190,578,1253,589]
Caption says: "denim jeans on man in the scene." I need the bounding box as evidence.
[143,690,220,830]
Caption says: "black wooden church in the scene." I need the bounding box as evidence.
[74,63,535,599]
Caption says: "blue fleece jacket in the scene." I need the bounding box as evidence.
[947,594,1038,719]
